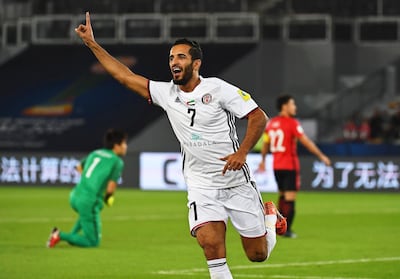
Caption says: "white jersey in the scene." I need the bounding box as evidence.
[149,76,258,190]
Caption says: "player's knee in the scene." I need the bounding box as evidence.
[88,241,100,247]
[87,236,100,247]
[248,252,268,262]
[246,248,268,262]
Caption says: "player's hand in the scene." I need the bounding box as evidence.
[320,155,331,166]
[257,161,266,172]
[220,151,247,175]
[104,193,115,207]
[75,12,95,46]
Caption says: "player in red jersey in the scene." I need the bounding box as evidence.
[258,95,331,238]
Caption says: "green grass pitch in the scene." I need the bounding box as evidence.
[0,186,399,278]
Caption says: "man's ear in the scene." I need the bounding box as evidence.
[193,59,202,71]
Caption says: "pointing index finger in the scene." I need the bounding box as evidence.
[86,11,91,26]
[222,164,228,176]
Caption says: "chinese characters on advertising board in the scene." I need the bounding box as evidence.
[1,152,399,192]
[1,155,81,185]
[308,159,399,190]
[139,153,399,192]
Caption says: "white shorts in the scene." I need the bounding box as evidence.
[187,182,266,238]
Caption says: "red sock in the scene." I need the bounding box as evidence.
[278,195,285,213]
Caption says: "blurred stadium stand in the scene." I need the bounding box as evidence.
[1,0,400,155]
[0,42,256,151]
[3,0,400,45]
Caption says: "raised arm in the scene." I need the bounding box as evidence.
[75,12,150,99]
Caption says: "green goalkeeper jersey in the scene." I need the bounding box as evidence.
[74,148,124,202]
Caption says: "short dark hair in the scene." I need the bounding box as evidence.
[103,129,127,149]
[276,95,294,111]
[173,38,203,60]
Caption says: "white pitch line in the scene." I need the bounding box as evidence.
[230,256,400,270]
[0,214,182,224]
[0,217,75,223]
[155,256,400,276]
[235,275,376,279]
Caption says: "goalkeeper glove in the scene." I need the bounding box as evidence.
[104,193,115,207]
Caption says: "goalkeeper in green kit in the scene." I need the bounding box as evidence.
[47,129,128,248]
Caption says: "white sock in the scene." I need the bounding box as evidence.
[207,258,233,279]
[265,214,277,259]
[265,214,277,230]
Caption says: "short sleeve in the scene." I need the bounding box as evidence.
[293,119,305,138]
[148,80,171,110]
[218,79,258,119]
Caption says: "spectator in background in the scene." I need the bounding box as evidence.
[369,108,385,143]
[342,115,358,142]
[358,117,371,143]
[387,108,400,144]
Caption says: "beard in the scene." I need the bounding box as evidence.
[173,63,194,85]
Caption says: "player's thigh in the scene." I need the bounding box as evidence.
[187,188,228,237]
[77,202,102,242]
[226,183,266,238]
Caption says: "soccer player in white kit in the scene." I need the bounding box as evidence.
[75,12,286,279]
